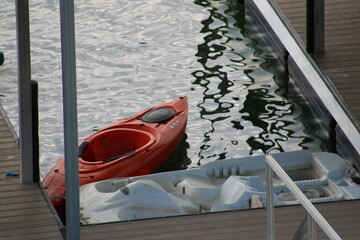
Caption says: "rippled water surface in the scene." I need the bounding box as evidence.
[0,0,325,178]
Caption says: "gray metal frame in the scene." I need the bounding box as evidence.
[59,0,80,238]
[16,0,34,184]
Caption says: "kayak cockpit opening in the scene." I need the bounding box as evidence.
[142,107,175,123]
[79,128,156,163]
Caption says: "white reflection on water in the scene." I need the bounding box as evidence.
[0,0,324,178]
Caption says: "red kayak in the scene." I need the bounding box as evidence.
[42,96,188,218]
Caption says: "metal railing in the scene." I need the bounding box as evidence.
[265,154,342,240]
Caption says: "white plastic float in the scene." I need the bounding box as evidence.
[79,150,360,224]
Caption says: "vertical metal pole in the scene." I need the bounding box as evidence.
[308,213,317,240]
[329,117,337,153]
[15,0,34,184]
[266,162,275,240]
[31,80,40,183]
[306,0,325,53]
[59,0,80,239]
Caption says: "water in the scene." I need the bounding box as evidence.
[0,0,325,179]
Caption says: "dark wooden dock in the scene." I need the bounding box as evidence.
[0,113,63,239]
[1,0,360,239]
[79,200,360,240]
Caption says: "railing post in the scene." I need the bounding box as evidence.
[306,0,325,53]
[308,213,317,240]
[292,215,308,240]
[266,163,275,240]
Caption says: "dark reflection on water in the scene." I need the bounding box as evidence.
[155,134,191,172]
[188,0,325,166]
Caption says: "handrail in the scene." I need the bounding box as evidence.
[265,154,342,240]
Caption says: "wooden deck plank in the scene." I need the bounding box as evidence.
[0,142,18,150]
[0,206,54,218]
[0,228,63,240]
[0,201,50,212]
[0,225,63,240]
[0,188,43,199]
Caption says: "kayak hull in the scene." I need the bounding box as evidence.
[42,96,188,218]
